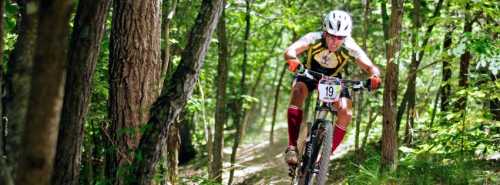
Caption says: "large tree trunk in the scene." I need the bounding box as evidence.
[380,0,403,173]
[51,1,111,184]
[211,5,229,182]
[107,0,162,184]
[127,0,223,183]
[14,1,74,185]
[4,0,38,170]
[228,1,251,184]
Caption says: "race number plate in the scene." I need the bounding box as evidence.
[317,77,341,102]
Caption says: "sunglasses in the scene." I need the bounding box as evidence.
[325,33,346,40]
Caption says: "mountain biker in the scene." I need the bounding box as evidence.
[284,10,381,165]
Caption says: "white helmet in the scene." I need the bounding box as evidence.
[323,10,352,36]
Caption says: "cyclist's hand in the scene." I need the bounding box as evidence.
[287,58,301,72]
[369,75,381,90]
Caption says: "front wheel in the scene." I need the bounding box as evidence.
[295,121,333,185]
[315,122,333,185]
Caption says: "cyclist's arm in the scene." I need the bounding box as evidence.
[284,32,322,60]
[344,37,381,76]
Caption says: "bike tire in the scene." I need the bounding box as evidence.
[315,122,333,185]
[297,120,333,185]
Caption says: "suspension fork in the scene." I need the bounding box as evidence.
[301,109,329,174]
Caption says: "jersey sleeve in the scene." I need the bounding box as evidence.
[285,32,322,59]
[343,37,371,63]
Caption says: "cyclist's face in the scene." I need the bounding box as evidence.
[324,32,346,52]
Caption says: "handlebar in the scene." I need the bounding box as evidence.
[296,65,370,91]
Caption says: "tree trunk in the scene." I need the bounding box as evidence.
[166,121,180,185]
[51,1,111,184]
[355,0,370,159]
[4,0,38,169]
[107,0,162,184]
[198,82,213,174]
[160,0,178,88]
[211,5,229,182]
[396,0,444,141]
[361,107,377,149]
[429,87,440,128]
[15,1,74,185]
[402,0,422,146]
[178,114,196,165]
[127,0,223,183]
[228,1,251,184]
[362,0,370,51]
[456,9,472,112]
[440,27,453,112]
[380,0,403,173]
[0,0,13,184]
[380,0,389,50]
[396,91,409,134]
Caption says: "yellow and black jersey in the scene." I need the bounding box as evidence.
[285,32,371,78]
[305,40,352,77]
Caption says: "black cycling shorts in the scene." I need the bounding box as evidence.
[293,75,351,99]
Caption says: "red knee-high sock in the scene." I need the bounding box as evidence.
[331,125,346,153]
[287,107,303,147]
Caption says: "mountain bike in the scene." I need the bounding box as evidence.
[289,67,369,185]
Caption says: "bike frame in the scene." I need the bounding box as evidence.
[291,68,368,185]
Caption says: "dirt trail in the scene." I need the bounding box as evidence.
[179,122,362,185]
[223,124,360,185]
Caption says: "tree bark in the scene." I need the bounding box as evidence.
[15,1,74,185]
[107,0,162,184]
[211,4,229,182]
[52,1,111,184]
[380,0,403,173]
[4,0,38,169]
[166,121,180,185]
[127,0,223,183]
[228,1,251,184]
